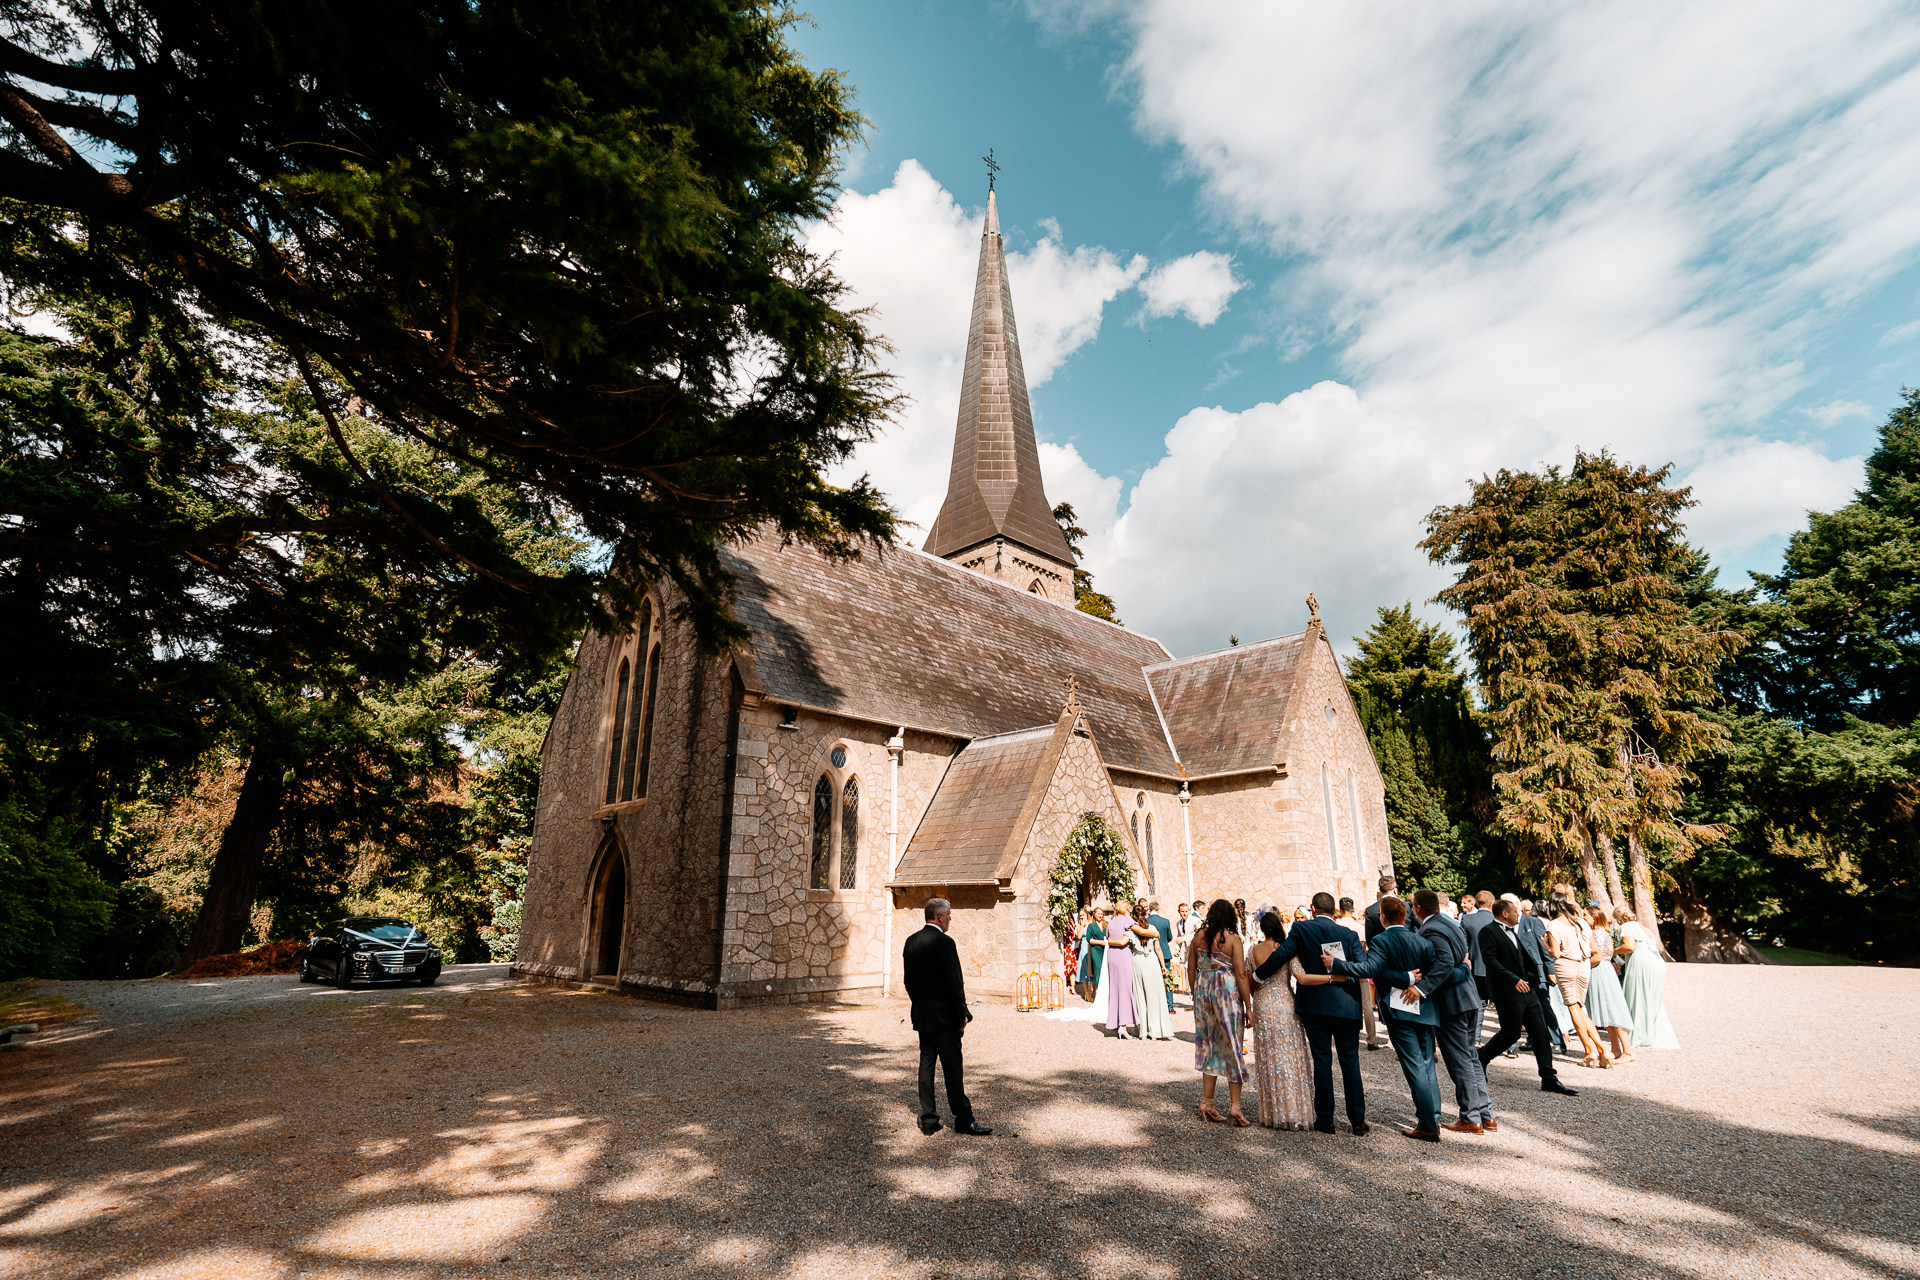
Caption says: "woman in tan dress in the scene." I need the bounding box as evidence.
[1246,910,1337,1130]
[1544,900,1612,1068]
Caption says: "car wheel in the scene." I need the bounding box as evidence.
[416,973,438,987]
[299,959,317,984]
[336,959,356,989]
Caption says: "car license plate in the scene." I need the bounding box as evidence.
[387,964,415,973]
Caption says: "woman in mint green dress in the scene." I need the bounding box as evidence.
[1612,908,1679,1050]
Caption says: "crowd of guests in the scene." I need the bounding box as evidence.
[1058,878,1678,1138]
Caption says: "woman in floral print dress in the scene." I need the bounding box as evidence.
[1187,898,1255,1125]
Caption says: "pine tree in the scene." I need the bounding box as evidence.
[1422,452,1742,946]
[1053,503,1121,624]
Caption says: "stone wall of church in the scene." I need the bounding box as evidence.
[1173,629,1394,920]
[719,708,960,1006]
[941,536,1075,608]
[516,603,735,1002]
[1108,777,1189,905]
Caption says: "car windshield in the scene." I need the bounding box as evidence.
[347,921,417,941]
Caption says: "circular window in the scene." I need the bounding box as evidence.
[1136,793,1146,809]
[829,746,847,769]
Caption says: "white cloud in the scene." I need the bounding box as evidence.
[1136,251,1243,326]
[1877,317,1920,348]
[1677,442,1863,559]
[994,0,1920,652]
[1799,399,1877,428]
[806,161,1144,539]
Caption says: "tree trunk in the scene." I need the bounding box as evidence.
[1669,876,1768,964]
[1571,816,1618,915]
[1595,830,1629,917]
[184,750,289,962]
[1624,829,1669,958]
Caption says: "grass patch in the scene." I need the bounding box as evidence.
[1753,944,1862,966]
[0,981,93,1028]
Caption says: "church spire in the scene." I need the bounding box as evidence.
[924,185,1078,605]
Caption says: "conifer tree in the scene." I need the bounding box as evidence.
[1053,503,1121,624]
[1422,452,1742,941]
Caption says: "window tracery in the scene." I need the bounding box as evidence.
[603,595,663,807]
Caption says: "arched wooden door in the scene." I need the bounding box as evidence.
[586,837,628,981]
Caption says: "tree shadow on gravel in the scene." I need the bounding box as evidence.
[0,984,1915,1280]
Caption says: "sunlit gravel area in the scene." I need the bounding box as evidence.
[1,963,1915,1279]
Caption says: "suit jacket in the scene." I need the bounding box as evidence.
[1480,920,1544,1007]
[1459,909,1494,978]
[1363,899,1386,945]
[1329,924,1438,1026]
[1251,915,1363,1021]
[1148,913,1174,965]
[903,924,969,1032]
[1412,913,1484,1016]
[1515,913,1552,981]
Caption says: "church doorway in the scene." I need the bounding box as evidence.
[589,844,627,981]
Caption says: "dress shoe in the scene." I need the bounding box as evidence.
[1480,1119,1500,1132]
[1350,1122,1371,1136]
[1312,1121,1338,1135]
[1400,1127,1441,1143]
[954,1119,994,1136]
[1441,1120,1484,1135]
[918,1119,942,1135]
[1503,1046,1520,1058]
[1542,1080,1579,1096]
[1367,1042,1382,1051]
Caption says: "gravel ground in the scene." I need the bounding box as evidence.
[0,964,1914,1280]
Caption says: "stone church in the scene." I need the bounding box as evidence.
[512,186,1393,1008]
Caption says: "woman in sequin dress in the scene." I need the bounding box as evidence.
[1188,898,1254,1126]
[1246,910,1335,1130]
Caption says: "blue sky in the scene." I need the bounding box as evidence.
[791,1,1920,658]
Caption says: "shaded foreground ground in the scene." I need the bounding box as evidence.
[1,964,1915,1279]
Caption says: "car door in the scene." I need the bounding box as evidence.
[315,925,345,977]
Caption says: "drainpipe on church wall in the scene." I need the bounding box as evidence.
[883,728,905,999]
[1179,782,1195,908]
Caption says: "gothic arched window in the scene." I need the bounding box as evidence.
[1028,579,1043,594]
[839,778,860,890]
[1321,763,1343,871]
[603,657,631,806]
[604,596,663,806]
[810,775,834,889]
[1145,813,1155,886]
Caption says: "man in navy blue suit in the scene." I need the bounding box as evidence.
[1409,889,1494,1134]
[1329,895,1444,1140]
[1251,892,1367,1135]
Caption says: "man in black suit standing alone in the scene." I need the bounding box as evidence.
[902,897,992,1136]
[1478,898,1579,1096]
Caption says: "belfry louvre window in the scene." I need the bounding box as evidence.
[810,768,861,891]
[603,597,662,805]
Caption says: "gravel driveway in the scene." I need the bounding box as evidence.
[0,964,1914,1279]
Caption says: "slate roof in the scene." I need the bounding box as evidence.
[1146,633,1309,779]
[890,725,1057,886]
[921,188,1076,568]
[723,535,1180,777]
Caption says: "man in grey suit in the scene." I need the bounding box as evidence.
[1408,889,1495,1134]
[1458,890,1498,1045]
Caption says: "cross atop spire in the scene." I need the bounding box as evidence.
[982,147,999,191]
[923,182,1076,591]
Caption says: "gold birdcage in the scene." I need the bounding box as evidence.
[1045,972,1066,1010]
[1014,970,1039,1011]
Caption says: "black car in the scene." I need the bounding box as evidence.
[300,917,443,988]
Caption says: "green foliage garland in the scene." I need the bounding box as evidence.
[1048,814,1136,940]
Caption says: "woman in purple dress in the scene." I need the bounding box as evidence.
[1103,906,1141,1037]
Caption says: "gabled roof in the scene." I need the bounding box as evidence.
[723,535,1180,776]
[921,187,1075,568]
[891,724,1059,886]
[1146,632,1310,779]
